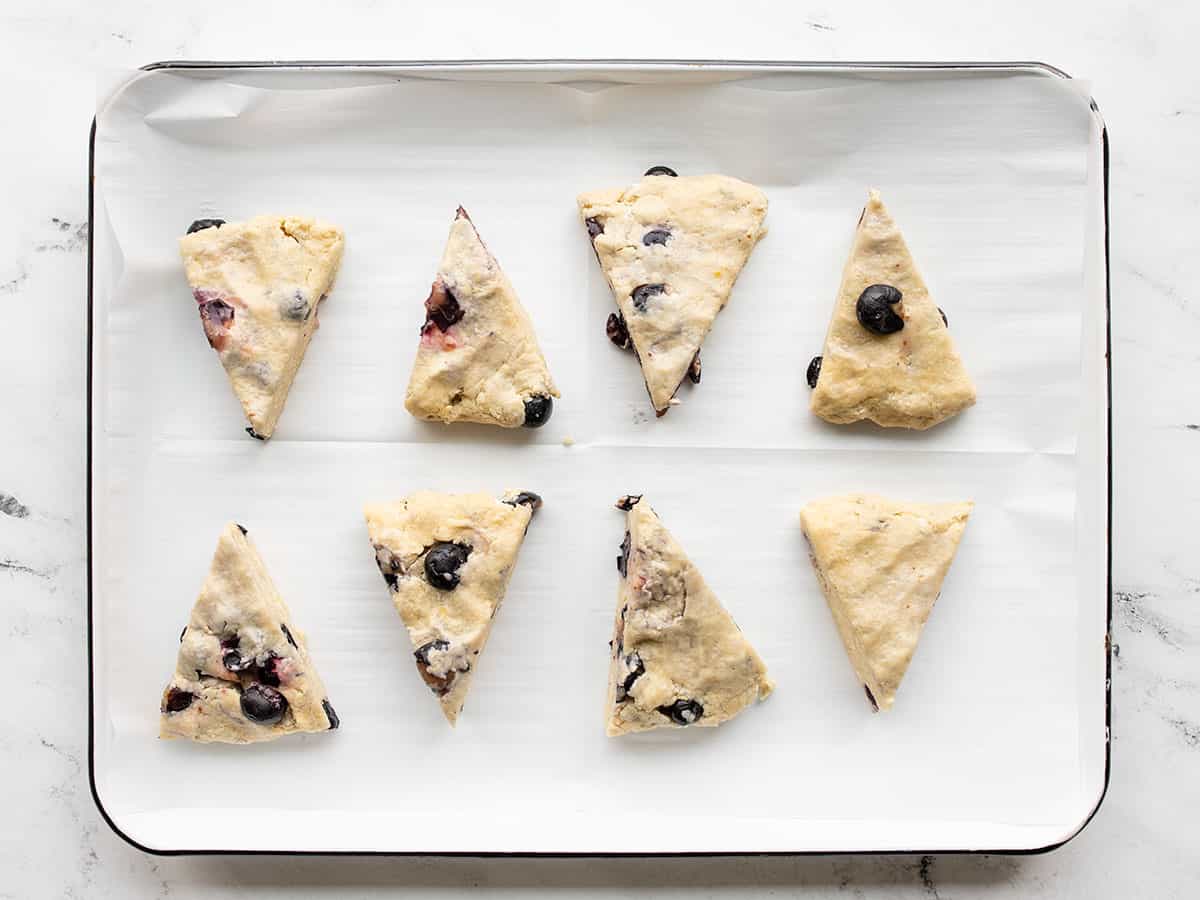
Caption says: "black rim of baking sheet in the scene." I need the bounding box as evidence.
[86,58,1113,859]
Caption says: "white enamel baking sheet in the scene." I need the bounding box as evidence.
[89,62,1109,855]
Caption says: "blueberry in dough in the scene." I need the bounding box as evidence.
[522,394,553,428]
[241,683,288,724]
[855,284,904,335]
[606,312,632,350]
[413,638,467,696]
[617,530,632,577]
[186,218,225,234]
[281,290,310,321]
[657,698,704,726]
[631,283,665,312]
[257,651,282,687]
[503,491,543,512]
[423,281,464,333]
[806,355,823,389]
[425,542,472,590]
[322,698,340,730]
[615,651,645,702]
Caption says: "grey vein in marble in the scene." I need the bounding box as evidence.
[1113,590,1186,649]
[0,559,50,579]
[1165,717,1200,747]
[1124,262,1195,317]
[36,218,89,253]
[917,857,941,899]
[0,265,29,294]
[0,492,30,518]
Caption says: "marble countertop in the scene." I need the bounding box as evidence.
[2,1,1197,896]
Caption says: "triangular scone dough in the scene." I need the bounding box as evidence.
[179,215,345,439]
[809,190,975,429]
[799,494,972,711]
[364,490,540,725]
[405,208,559,429]
[159,523,340,743]
[578,174,768,415]
[607,496,773,736]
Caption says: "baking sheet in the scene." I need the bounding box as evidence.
[89,63,1108,854]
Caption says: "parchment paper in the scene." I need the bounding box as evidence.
[90,64,1107,853]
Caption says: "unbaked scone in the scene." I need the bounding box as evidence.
[179,215,345,439]
[159,522,339,743]
[808,190,975,429]
[405,208,559,429]
[799,493,972,711]
[364,490,541,725]
[607,495,773,735]
[578,168,768,416]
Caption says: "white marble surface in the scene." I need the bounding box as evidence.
[1,0,1197,896]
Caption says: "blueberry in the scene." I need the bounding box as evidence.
[939,307,948,327]
[686,351,701,385]
[615,651,645,702]
[257,651,283,687]
[630,283,665,312]
[197,297,235,349]
[644,166,678,177]
[615,495,642,511]
[186,218,225,234]
[222,648,250,673]
[855,284,904,335]
[281,623,298,648]
[241,683,288,724]
[585,217,604,239]
[236,524,247,535]
[617,530,632,577]
[163,687,194,713]
[281,290,310,322]
[414,638,448,665]
[322,698,340,730]
[864,684,879,711]
[374,544,402,591]
[806,355,822,389]
[523,394,553,428]
[605,311,632,351]
[413,638,467,696]
[422,281,464,334]
[179,626,187,643]
[503,491,543,512]
[657,698,703,726]
[245,427,266,441]
[642,228,671,246]
[424,542,471,590]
